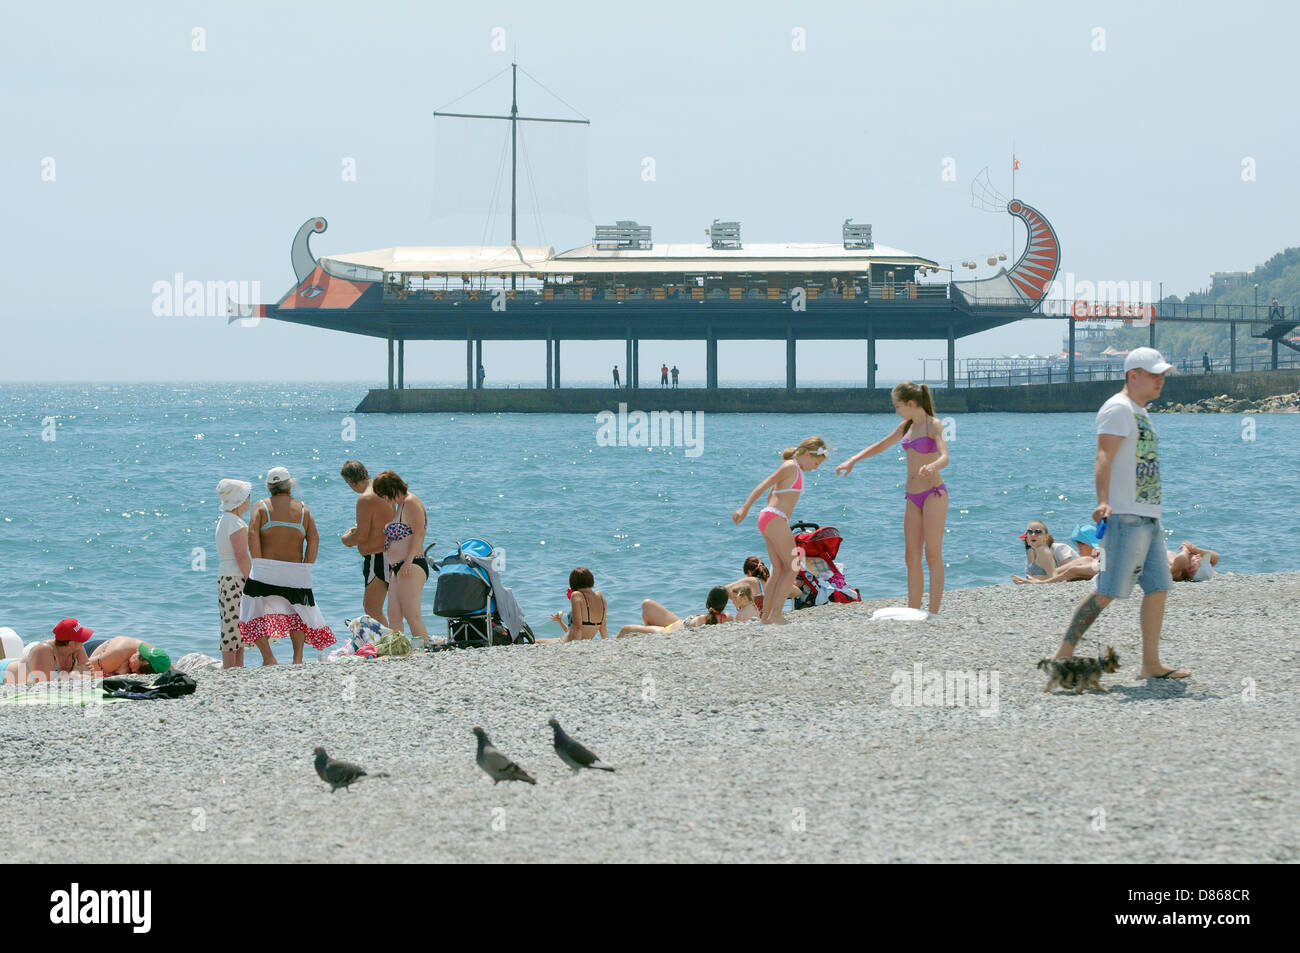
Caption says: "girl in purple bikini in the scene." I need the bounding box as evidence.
[837,382,949,613]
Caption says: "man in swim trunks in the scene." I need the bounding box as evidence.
[89,637,171,676]
[340,460,397,626]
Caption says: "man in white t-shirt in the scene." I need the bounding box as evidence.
[1049,348,1190,680]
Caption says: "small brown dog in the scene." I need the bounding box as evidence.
[1037,647,1120,694]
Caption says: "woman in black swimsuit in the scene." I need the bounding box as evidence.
[543,567,608,642]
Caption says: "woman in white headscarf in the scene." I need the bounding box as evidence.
[215,478,253,668]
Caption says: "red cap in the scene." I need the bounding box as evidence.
[52,618,93,642]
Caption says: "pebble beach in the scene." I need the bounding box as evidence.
[2,571,1295,864]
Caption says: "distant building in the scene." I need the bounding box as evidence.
[1210,271,1249,291]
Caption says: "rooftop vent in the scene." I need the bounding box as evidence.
[707,219,742,250]
[594,220,652,250]
[842,219,873,250]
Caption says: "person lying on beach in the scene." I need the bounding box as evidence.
[1012,523,1100,585]
[615,587,731,637]
[8,618,95,683]
[88,637,171,676]
[1168,541,1220,582]
[729,557,802,621]
[539,567,609,643]
[726,577,763,622]
[1019,521,1077,577]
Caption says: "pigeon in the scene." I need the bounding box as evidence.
[548,718,615,773]
[472,727,536,785]
[313,747,388,793]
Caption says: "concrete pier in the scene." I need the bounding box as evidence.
[355,369,1300,414]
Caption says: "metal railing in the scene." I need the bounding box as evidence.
[953,352,1300,388]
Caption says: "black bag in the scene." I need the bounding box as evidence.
[433,572,491,618]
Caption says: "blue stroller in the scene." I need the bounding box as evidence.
[428,538,535,647]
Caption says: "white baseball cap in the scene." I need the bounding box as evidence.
[1123,347,1173,374]
[266,466,293,485]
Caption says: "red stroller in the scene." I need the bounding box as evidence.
[789,522,861,610]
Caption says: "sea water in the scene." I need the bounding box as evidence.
[1,382,1294,662]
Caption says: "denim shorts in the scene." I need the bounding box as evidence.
[1096,514,1171,599]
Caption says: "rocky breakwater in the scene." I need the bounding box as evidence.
[1155,390,1300,413]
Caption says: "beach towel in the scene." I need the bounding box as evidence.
[101,671,196,700]
[0,685,128,706]
[870,607,930,622]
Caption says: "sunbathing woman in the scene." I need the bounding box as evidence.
[3,618,94,684]
[727,557,802,621]
[1012,523,1100,585]
[542,567,609,642]
[837,383,949,613]
[732,437,830,624]
[616,587,731,637]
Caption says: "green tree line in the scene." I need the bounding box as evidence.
[1112,247,1300,362]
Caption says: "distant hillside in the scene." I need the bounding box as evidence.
[1113,247,1300,361]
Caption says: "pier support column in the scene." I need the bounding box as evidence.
[1273,338,1279,370]
[633,337,640,391]
[706,326,718,390]
[466,332,472,390]
[387,331,394,390]
[947,324,956,390]
[398,339,404,390]
[475,338,483,389]
[867,325,877,389]
[546,331,553,389]
[1068,318,1076,383]
[786,328,796,392]
[553,338,561,388]
[625,330,632,391]
[1149,320,1156,349]
[1230,322,1236,372]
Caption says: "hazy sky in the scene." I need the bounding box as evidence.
[2,0,1294,384]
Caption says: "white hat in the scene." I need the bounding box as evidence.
[1124,347,1173,374]
[216,478,252,512]
[266,466,293,486]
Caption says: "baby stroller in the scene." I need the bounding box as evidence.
[789,522,861,610]
[429,538,535,648]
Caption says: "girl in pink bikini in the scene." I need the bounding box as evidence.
[837,382,949,613]
[732,436,830,625]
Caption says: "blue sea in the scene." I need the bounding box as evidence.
[1,382,1294,662]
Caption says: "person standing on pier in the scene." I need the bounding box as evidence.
[671,365,679,388]
[613,365,621,389]
[477,364,486,388]
[661,363,669,387]
[1047,347,1190,680]
[1202,351,1211,374]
